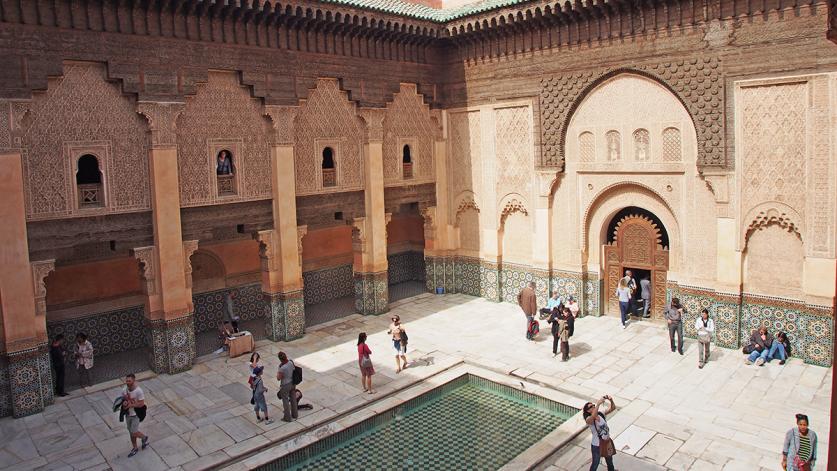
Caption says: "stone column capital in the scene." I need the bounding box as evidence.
[31,259,55,318]
[136,102,185,148]
[351,218,367,254]
[182,240,199,290]
[131,246,158,295]
[296,225,308,268]
[254,229,279,273]
[358,108,386,142]
[264,105,299,146]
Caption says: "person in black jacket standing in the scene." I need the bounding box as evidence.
[548,307,563,358]
[50,334,69,397]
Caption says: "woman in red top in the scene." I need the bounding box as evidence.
[357,332,375,394]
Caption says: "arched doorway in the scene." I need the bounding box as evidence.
[603,208,670,319]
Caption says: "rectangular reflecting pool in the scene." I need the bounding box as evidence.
[256,373,579,471]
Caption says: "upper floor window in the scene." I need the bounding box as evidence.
[633,129,650,162]
[322,146,336,187]
[216,149,236,196]
[76,154,104,208]
[402,144,413,179]
[606,130,621,162]
[662,127,682,162]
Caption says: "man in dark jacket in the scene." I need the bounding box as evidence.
[664,298,686,355]
[517,282,538,340]
[746,326,774,366]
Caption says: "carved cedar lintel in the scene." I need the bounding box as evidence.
[358,108,386,142]
[264,105,299,146]
[296,225,308,268]
[131,246,158,295]
[254,230,278,273]
[136,102,185,148]
[182,240,199,289]
[31,259,56,317]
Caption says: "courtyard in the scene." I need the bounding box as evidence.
[0,292,830,471]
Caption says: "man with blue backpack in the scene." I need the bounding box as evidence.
[276,351,301,422]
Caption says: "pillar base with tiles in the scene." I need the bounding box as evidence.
[5,344,53,418]
[354,271,389,315]
[264,290,305,342]
[146,314,196,375]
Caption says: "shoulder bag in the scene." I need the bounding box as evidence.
[593,415,616,458]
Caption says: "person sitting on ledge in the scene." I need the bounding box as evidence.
[745,326,774,366]
[769,331,792,365]
[540,290,562,318]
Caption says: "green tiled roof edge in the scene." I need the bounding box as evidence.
[316,0,535,23]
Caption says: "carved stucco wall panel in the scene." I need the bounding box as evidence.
[176,71,272,207]
[494,105,533,204]
[540,58,723,169]
[21,62,150,220]
[745,225,804,298]
[448,110,482,221]
[382,84,436,185]
[294,79,364,195]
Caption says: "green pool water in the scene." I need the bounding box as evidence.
[258,374,577,471]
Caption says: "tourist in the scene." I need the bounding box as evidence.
[640,275,652,317]
[74,333,94,387]
[695,308,714,369]
[248,352,261,386]
[745,326,774,366]
[276,351,298,422]
[782,413,817,470]
[518,281,538,338]
[622,270,637,313]
[615,279,631,329]
[540,290,562,318]
[548,308,570,362]
[583,394,617,471]
[566,295,579,319]
[122,373,148,458]
[357,332,375,394]
[664,298,685,355]
[388,315,409,372]
[547,308,563,358]
[563,306,575,342]
[223,291,241,333]
[770,331,792,365]
[251,366,272,424]
[216,149,233,175]
[50,334,68,397]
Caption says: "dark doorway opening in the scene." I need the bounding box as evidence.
[623,267,652,318]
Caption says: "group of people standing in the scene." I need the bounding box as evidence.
[49,332,95,396]
[615,270,652,328]
[246,350,304,424]
[356,314,410,394]
[518,282,580,362]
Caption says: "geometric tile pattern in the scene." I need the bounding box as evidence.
[678,285,740,350]
[145,313,196,375]
[46,305,146,355]
[270,375,570,471]
[264,290,306,341]
[6,345,53,418]
[582,272,600,317]
[354,271,389,316]
[0,355,10,418]
[303,264,354,306]
[193,283,266,333]
[552,270,584,314]
[387,251,426,285]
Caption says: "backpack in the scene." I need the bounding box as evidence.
[292,363,303,386]
[527,319,540,339]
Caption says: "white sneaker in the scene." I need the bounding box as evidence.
[755,357,765,366]
[622,324,627,329]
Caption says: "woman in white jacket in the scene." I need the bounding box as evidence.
[695,308,714,369]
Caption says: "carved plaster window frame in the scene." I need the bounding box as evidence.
[660,121,684,163]
[207,138,243,200]
[64,141,111,215]
[397,136,418,181]
[316,138,343,191]
[576,128,596,163]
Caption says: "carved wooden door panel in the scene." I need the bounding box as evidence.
[652,249,669,318]
[604,245,621,316]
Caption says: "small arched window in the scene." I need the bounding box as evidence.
[76,154,103,208]
[322,147,336,187]
[216,149,236,196]
[402,144,413,179]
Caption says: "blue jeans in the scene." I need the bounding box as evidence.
[748,348,769,362]
[768,342,787,362]
[618,302,629,326]
[590,445,615,471]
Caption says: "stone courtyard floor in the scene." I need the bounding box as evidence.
[0,293,831,471]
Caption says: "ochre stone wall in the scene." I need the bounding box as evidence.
[45,257,142,309]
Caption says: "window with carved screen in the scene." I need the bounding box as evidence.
[578,132,595,162]
[322,147,336,187]
[633,129,649,161]
[605,131,621,161]
[662,127,682,162]
[402,144,413,179]
[215,149,237,196]
[76,154,104,208]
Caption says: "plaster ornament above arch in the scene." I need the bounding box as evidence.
[131,246,158,295]
[499,196,529,226]
[611,214,663,249]
[743,204,803,248]
[454,195,480,226]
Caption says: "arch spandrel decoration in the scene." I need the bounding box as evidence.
[604,214,669,318]
[540,62,723,169]
[742,203,803,250]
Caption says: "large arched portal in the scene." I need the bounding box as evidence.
[602,207,670,319]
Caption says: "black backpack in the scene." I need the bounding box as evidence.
[292,362,303,385]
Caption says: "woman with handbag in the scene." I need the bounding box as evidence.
[583,395,617,471]
[695,308,714,369]
[782,414,817,470]
[357,332,376,394]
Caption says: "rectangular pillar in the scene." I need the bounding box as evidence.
[0,152,52,417]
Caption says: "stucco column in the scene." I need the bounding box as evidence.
[354,108,389,315]
[259,106,306,341]
[426,134,456,294]
[478,105,501,301]
[136,102,195,374]
[0,151,54,417]
[532,171,558,307]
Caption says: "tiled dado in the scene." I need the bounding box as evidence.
[46,305,146,356]
[303,264,354,306]
[354,271,389,315]
[1,345,53,418]
[145,314,196,375]
[193,283,266,333]
[264,290,305,341]
[677,285,741,350]
[582,272,601,317]
[387,251,426,285]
